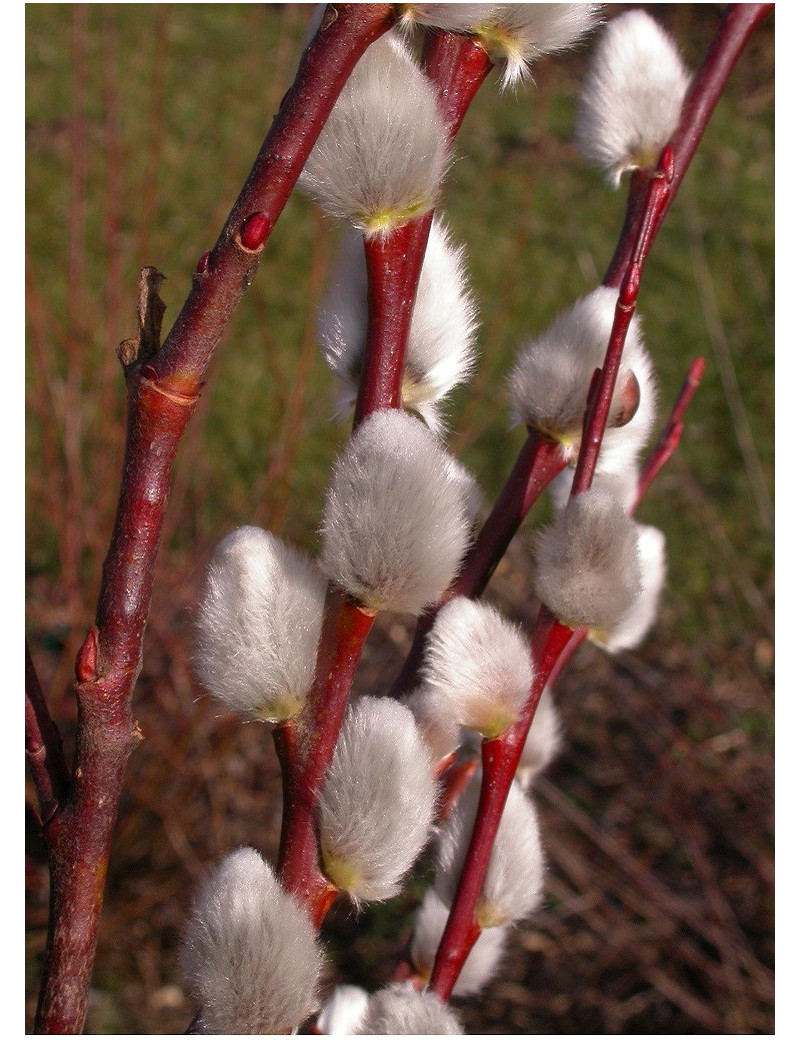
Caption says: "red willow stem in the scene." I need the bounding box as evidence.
[276,591,375,918]
[636,356,705,506]
[430,352,708,997]
[430,608,573,1000]
[352,27,494,427]
[571,146,674,496]
[353,216,434,426]
[422,29,494,139]
[32,7,396,1034]
[152,4,396,396]
[273,21,498,925]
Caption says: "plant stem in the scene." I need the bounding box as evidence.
[31,8,395,1033]
[637,357,705,506]
[25,643,70,828]
[428,5,768,1001]
[572,147,673,496]
[354,217,434,426]
[422,30,494,139]
[152,4,396,397]
[351,27,494,428]
[276,590,375,917]
[429,608,573,1000]
[274,20,497,933]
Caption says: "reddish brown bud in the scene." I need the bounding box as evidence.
[75,626,100,684]
[239,212,271,251]
[196,249,211,273]
[610,370,641,428]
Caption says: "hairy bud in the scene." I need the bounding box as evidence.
[410,889,508,997]
[180,848,323,1034]
[318,697,438,901]
[435,777,545,927]
[508,286,656,475]
[534,486,642,635]
[356,982,463,1035]
[576,10,690,185]
[317,985,370,1035]
[320,410,471,614]
[421,596,535,738]
[194,527,325,722]
[594,522,667,653]
[298,35,448,237]
[318,219,479,434]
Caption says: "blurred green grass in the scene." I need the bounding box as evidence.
[26,5,774,1030]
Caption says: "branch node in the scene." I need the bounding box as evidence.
[140,368,201,407]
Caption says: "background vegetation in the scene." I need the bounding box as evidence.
[26,4,774,1033]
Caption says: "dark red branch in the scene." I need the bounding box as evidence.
[422,30,494,139]
[637,357,705,506]
[152,4,396,397]
[428,6,769,1001]
[25,643,70,828]
[572,147,673,495]
[32,7,396,1033]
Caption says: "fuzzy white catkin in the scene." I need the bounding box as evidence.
[356,983,463,1035]
[397,3,499,33]
[472,4,601,90]
[194,526,325,722]
[317,219,479,435]
[435,776,545,927]
[596,522,667,653]
[421,596,534,738]
[576,9,691,186]
[298,34,448,237]
[316,985,370,1035]
[180,847,323,1035]
[318,697,438,901]
[508,286,656,475]
[534,485,641,634]
[319,410,471,614]
[410,889,508,997]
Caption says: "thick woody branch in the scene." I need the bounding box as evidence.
[33,7,395,1033]
[152,4,396,396]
